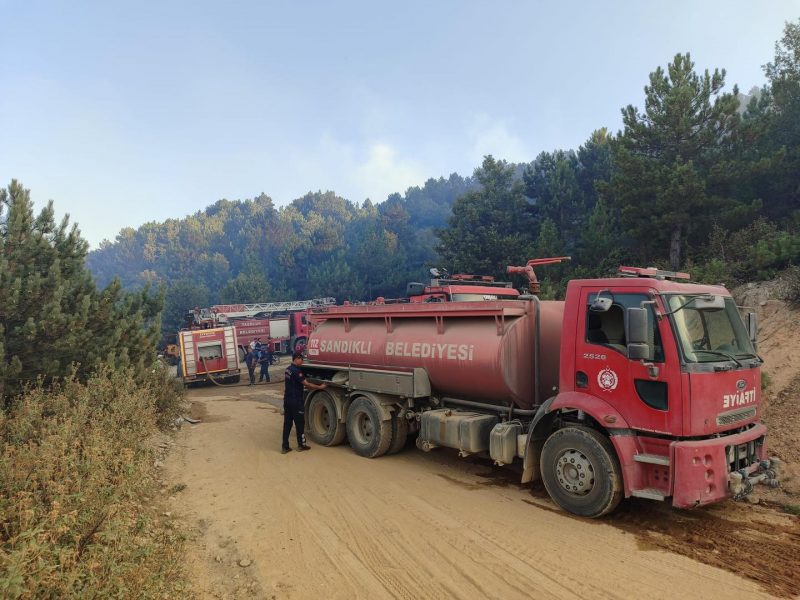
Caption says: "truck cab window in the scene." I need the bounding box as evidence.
[587,306,626,352]
[586,293,664,362]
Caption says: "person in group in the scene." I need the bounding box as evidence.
[282,351,327,454]
[244,346,258,386]
[258,345,271,382]
[249,338,257,351]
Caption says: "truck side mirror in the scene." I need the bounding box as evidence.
[628,344,650,360]
[626,307,652,361]
[589,297,612,312]
[626,307,648,343]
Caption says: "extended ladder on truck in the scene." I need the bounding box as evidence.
[211,297,336,319]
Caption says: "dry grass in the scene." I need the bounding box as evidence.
[0,367,189,599]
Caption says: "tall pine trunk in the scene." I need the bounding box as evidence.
[669,225,682,270]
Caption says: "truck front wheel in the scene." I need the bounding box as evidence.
[307,391,346,446]
[346,396,392,458]
[540,426,622,518]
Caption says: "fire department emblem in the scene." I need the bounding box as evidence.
[597,367,618,392]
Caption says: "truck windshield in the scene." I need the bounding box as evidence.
[667,295,756,363]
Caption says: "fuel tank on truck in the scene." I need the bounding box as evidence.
[306,300,564,410]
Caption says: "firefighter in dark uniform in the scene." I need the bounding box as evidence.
[282,351,327,454]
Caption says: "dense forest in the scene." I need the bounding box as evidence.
[88,20,800,335]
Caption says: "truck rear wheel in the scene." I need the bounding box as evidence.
[307,391,346,446]
[540,425,622,518]
[346,396,392,458]
[387,411,409,455]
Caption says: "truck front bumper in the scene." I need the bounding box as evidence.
[671,423,768,509]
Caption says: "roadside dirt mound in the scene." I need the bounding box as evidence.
[764,375,800,467]
[735,280,800,474]
[735,278,799,394]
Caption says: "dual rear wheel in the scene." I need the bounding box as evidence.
[306,392,408,458]
[307,391,346,447]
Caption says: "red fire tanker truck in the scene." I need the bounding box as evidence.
[301,261,778,517]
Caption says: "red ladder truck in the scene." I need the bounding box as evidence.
[211,297,335,354]
[300,261,778,517]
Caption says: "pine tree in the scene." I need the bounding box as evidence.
[523,150,585,252]
[437,156,536,277]
[760,19,800,221]
[608,54,749,269]
[0,181,162,399]
[577,198,624,276]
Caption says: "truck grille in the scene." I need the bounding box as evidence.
[716,406,756,427]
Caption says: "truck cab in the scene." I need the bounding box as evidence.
[544,266,767,510]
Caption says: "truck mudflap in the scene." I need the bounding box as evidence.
[671,423,769,509]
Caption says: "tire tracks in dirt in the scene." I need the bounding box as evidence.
[166,388,783,600]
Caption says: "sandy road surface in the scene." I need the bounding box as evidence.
[164,381,799,600]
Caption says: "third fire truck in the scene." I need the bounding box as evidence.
[186,297,336,356]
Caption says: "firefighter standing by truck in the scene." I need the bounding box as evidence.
[282,351,327,454]
[258,345,272,382]
[244,347,258,385]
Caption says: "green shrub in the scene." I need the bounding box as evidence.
[783,504,800,516]
[691,258,733,285]
[139,362,186,429]
[0,369,187,599]
[761,371,773,391]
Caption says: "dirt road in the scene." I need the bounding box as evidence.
[164,380,799,600]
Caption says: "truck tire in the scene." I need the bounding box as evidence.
[229,374,241,384]
[307,391,346,446]
[346,396,392,458]
[387,411,409,455]
[540,425,622,518]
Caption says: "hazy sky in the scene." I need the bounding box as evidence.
[1,1,798,247]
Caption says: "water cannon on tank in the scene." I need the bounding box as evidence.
[507,257,571,294]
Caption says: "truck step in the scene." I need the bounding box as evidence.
[630,488,667,501]
[633,453,670,466]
